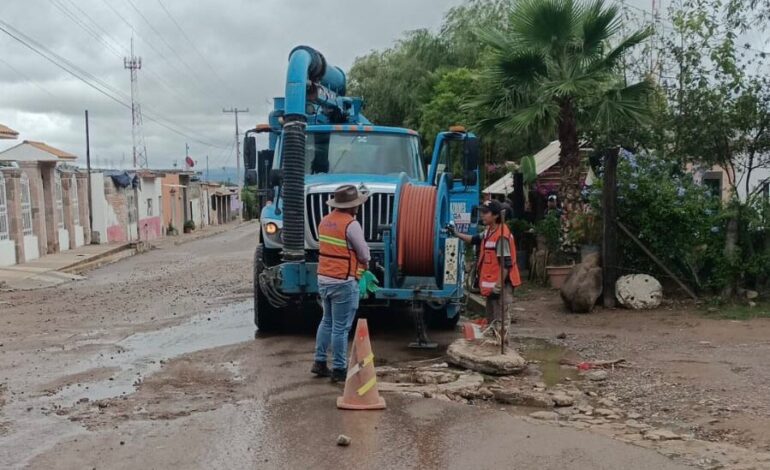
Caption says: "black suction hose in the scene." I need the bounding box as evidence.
[280,116,306,261]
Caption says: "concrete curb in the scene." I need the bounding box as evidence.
[60,243,135,274]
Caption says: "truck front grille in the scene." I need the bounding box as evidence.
[307,192,395,243]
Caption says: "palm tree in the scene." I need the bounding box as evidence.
[471,0,653,232]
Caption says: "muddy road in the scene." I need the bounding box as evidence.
[0,223,691,469]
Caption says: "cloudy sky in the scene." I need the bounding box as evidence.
[0,0,700,172]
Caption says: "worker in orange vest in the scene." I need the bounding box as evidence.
[450,200,522,337]
[313,185,370,383]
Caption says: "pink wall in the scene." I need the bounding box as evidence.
[139,216,162,240]
[107,224,126,243]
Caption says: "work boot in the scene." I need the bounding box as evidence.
[311,361,331,377]
[330,368,347,383]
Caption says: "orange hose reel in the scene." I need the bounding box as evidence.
[396,184,438,277]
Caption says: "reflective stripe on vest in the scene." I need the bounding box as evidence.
[317,210,361,280]
[476,224,522,296]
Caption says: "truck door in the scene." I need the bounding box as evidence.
[428,130,480,233]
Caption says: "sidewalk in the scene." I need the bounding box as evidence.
[0,242,133,291]
[0,221,251,291]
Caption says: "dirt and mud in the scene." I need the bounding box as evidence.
[0,222,766,469]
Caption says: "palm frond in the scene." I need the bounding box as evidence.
[590,79,656,131]
[498,99,560,135]
[588,27,653,73]
[508,0,583,52]
[580,0,622,56]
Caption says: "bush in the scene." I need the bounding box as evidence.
[183,220,196,232]
[590,152,726,292]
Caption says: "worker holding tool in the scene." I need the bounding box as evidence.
[448,200,522,339]
[312,185,372,383]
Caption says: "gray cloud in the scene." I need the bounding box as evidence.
[1,0,464,169]
[5,0,736,171]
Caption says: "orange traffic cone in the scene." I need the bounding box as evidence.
[337,319,386,410]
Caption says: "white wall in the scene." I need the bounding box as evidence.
[23,235,39,261]
[138,177,162,220]
[74,225,84,247]
[190,197,202,228]
[58,228,69,252]
[0,239,15,266]
[89,172,121,244]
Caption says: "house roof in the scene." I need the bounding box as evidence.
[483,140,595,195]
[0,140,77,162]
[0,124,19,140]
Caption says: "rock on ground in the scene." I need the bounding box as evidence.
[530,411,559,420]
[492,388,554,408]
[560,252,603,313]
[446,339,527,375]
[615,274,663,309]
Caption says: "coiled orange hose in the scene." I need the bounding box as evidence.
[397,184,437,276]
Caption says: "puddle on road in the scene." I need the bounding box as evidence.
[52,301,255,405]
[514,337,579,387]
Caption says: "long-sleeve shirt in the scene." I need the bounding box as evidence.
[318,220,370,285]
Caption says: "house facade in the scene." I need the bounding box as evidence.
[90,170,165,244]
[0,140,90,266]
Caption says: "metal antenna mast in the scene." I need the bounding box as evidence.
[124,37,148,168]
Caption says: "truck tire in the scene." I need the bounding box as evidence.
[427,302,461,330]
[253,245,281,332]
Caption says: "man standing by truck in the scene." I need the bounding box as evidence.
[449,200,521,339]
[312,185,370,382]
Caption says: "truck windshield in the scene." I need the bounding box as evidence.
[306,132,423,179]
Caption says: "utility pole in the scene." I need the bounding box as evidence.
[206,155,210,181]
[85,110,93,237]
[124,37,148,168]
[185,142,190,170]
[222,107,249,186]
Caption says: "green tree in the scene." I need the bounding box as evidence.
[665,0,770,296]
[471,0,653,220]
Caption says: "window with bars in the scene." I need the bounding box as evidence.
[21,173,33,236]
[70,175,80,226]
[55,172,64,230]
[0,172,8,241]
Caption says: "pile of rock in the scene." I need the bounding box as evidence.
[560,252,602,313]
[446,339,527,375]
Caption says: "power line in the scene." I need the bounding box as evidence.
[0,56,57,98]
[123,0,214,94]
[0,19,227,150]
[54,0,192,107]
[154,0,237,99]
[49,0,202,123]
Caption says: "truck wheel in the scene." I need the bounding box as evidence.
[427,303,461,330]
[254,245,281,332]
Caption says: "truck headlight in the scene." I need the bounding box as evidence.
[265,222,279,235]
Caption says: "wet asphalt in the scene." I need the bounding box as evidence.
[0,224,692,469]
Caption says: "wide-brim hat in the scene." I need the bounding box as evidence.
[327,184,369,208]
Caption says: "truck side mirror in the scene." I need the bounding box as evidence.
[270,169,283,187]
[244,136,256,170]
[463,138,479,186]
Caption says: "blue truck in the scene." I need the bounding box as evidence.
[244,46,480,346]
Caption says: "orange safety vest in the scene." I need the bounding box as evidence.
[477,224,522,296]
[317,210,364,280]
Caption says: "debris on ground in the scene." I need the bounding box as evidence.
[336,434,351,446]
[446,339,527,375]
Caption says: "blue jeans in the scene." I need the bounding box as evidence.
[314,280,359,371]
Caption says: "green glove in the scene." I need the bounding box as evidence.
[358,270,380,299]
